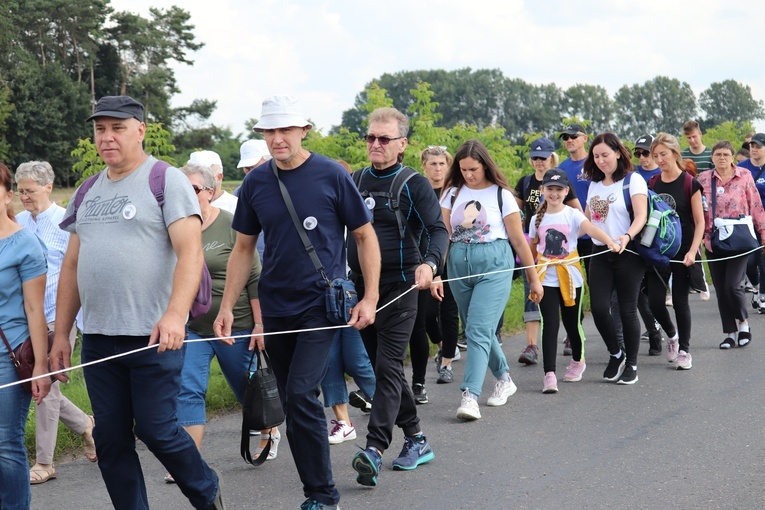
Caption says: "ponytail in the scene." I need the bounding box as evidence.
[533,200,549,243]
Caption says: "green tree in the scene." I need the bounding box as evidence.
[562,84,613,135]
[699,80,765,130]
[0,86,14,161]
[500,79,564,142]
[614,77,697,140]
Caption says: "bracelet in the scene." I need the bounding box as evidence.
[625,233,632,241]
[254,323,263,328]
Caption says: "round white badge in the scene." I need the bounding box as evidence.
[364,197,375,209]
[303,216,318,230]
[716,186,725,196]
[122,204,137,220]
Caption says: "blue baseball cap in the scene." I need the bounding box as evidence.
[529,137,555,158]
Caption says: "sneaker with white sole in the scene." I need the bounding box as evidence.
[452,348,461,361]
[486,378,517,406]
[328,420,356,445]
[700,290,710,301]
[676,350,692,370]
[603,351,626,381]
[456,390,481,420]
[666,338,679,363]
[563,360,586,382]
[542,372,558,393]
[617,365,638,385]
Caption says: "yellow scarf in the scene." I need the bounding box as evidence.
[536,250,583,307]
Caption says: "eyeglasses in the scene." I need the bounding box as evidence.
[561,134,580,141]
[531,156,548,161]
[364,134,404,145]
[634,150,650,158]
[712,153,733,159]
[192,184,213,194]
[16,187,43,196]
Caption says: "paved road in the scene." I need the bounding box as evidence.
[31,288,765,509]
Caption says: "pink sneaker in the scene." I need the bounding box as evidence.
[666,338,678,363]
[676,350,692,370]
[542,372,558,393]
[563,360,586,382]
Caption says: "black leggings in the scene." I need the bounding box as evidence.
[539,286,584,373]
[646,265,692,352]
[589,247,645,367]
[706,249,749,334]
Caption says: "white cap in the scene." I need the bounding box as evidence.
[253,95,312,132]
[237,139,270,168]
[188,150,222,169]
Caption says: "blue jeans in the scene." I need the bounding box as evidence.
[265,307,339,506]
[178,328,253,426]
[0,354,32,509]
[82,335,218,510]
[448,240,513,397]
[321,327,376,407]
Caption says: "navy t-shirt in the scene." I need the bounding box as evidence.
[559,157,590,238]
[738,159,765,206]
[233,153,372,317]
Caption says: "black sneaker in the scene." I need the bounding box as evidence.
[648,332,663,356]
[603,352,626,381]
[348,391,372,414]
[617,365,638,385]
[563,337,572,356]
[412,383,428,404]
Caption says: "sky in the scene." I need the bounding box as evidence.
[110,0,765,137]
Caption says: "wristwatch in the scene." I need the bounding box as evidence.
[425,261,437,275]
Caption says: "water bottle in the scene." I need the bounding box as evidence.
[640,210,662,247]
[702,195,708,212]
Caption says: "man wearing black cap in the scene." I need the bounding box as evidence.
[634,134,660,183]
[739,133,765,311]
[51,96,225,509]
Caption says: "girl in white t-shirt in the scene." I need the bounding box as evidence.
[584,133,648,385]
[529,169,618,393]
[436,139,543,421]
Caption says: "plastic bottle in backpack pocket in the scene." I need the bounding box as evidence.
[640,210,662,247]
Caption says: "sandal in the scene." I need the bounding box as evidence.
[163,473,176,484]
[30,464,57,485]
[738,331,752,347]
[719,337,736,349]
[82,415,97,462]
[255,428,280,461]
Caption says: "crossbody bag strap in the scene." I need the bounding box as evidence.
[0,326,18,365]
[711,175,718,219]
[270,160,329,282]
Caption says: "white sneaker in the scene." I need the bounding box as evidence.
[328,420,356,445]
[456,390,481,420]
[676,350,692,370]
[453,348,462,361]
[700,290,710,301]
[486,378,517,406]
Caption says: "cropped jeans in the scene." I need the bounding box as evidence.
[321,327,376,408]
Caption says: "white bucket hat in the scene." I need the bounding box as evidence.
[188,150,222,168]
[253,95,313,132]
[237,139,271,168]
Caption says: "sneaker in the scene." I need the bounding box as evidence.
[456,332,467,350]
[518,344,539,365]
[542,372,558,393]
[206,468,226,510]
[666,338,678,363]
[640,330,649,341]
[603,352,626,381]
[676,350,692,370]
[352,447,382,487]
[752,295,760,310]
[700,290,710,301]
[617,365,638,385]
[563,360,586,382]
[348,391,372,414]
[563,337,572,356]
[648,332,663,356]
[391,435,435,470]
[433,350,442,371]
[301,499,339,510]
[328,420,356,445]
[456,390,481,420]
[436,365,453,384]
[486,378,517,406]
[412,383,428,404]
[452,348,461,361]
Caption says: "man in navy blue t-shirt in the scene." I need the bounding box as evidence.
[738,133,765,310]
[215,95,380,510]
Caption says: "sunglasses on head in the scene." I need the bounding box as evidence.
[634,150,650,158]
[426,145,447,152]
[364,134,404,145]
[561,134,580,141]
[531,156,548,161]
[192,184,212,194]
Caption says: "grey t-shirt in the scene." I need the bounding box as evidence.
[62,156,201,335]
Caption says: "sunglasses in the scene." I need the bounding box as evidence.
[561,134,580,141]
[192,184,212,194]
[634,150,650,158]
[531,156,548,161]
[364,134,404,145]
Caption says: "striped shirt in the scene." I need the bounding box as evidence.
[16,203,69,323]
[681,146,714,173]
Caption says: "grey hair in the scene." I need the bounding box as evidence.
[15,161,54,186]
[180,163,216,190]
[368,107,409,138]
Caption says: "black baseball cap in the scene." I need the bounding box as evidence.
[559,123,586,137]
[86,96,145,123]
[750,133,765,147]
[634,134,654,151]
[542,168,570,188]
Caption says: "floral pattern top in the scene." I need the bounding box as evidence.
[697,165,765,252]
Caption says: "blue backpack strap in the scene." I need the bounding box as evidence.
[622,171,634,218]
[58,172,104,230]
[149,160,171,209]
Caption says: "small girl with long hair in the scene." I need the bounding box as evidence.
[529,169,618,393]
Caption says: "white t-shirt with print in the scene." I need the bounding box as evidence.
[586,174,647,246]
[529,206,587,288]
[440,184,519,244]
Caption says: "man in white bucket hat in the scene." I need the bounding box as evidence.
[215,95,381,510]
[233,140,270,198]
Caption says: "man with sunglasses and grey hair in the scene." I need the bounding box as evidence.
[348,107,447,488]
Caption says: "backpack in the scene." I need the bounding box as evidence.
[59,160,213,320]
[622,172,683,267]
[352,166,425,264]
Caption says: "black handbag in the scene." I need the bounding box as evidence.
[710,176,759,256]
[271,161,358,325]
[241,348,284,466]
